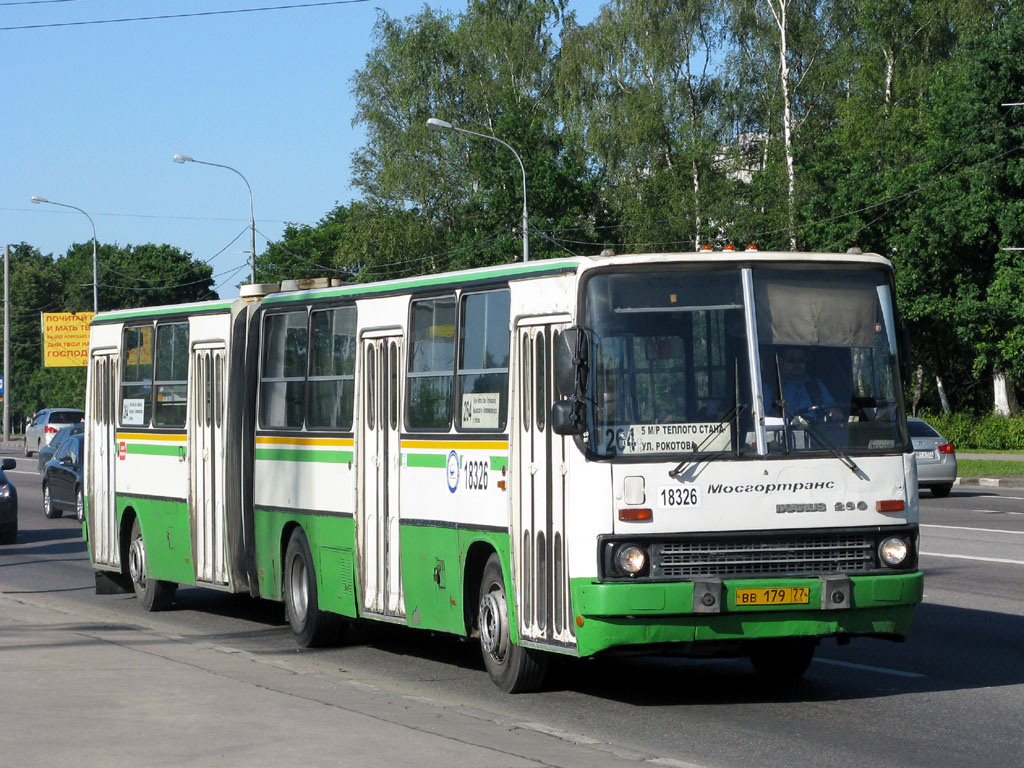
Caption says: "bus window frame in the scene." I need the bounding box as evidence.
[455,287,511,433]
[405,293,458,433]
[258,307,311,431]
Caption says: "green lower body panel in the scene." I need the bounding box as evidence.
[118,496,194,585]
[570,572,924,657]
[252,508,357,615]
[398,524,510,636]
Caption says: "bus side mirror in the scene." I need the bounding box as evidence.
[555,328,588,397]
[551,400,585,435]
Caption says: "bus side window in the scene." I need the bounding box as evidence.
[260,310,308,429]
[309,305,356,430]
[407,296,456,430]
[121,324,154,427]
[457,289,510,431]
[154,322,189,427]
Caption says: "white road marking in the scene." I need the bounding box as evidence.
[921,552,1024,565]
[922,524,1024,536]
[813,658,925,678]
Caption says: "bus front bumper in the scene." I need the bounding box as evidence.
[569,571,923,657]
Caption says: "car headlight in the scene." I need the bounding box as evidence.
[879,536,909,566]
[615,544,648,575]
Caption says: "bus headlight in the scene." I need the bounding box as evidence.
[879,536,909,567]
[615,544,648,575]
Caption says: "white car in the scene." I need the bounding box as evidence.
[24,408,84,457]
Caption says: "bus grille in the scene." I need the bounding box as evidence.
[651,533,875,578]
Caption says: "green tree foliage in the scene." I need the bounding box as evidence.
[249,0,1022,414]
[2,241,216,424]
[350,0,601,271]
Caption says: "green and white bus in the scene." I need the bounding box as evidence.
[85,249,923,692]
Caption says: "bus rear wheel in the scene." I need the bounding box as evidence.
[128,518,176,611]
[478,553,546,693]
[749,640,816,680]
[284,528,344,647]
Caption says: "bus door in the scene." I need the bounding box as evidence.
[513,320,576,649]
[359,332,405,618]
[190,344,229,586]
[88,350,119,568]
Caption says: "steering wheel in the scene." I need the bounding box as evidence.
[790,403,846,425]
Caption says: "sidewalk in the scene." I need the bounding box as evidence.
[0,593,660,768]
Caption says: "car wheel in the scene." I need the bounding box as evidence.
[478,552,547,693]
[128,518,176,611]
[42,484,62,519]
[75,487,85,523]
[931,484,953,498]
[24,440,31,458]
[0,524,15,545]
[283,528,344,647]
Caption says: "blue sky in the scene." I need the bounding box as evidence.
[1,0,601,298]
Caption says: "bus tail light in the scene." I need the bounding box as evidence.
[877,499,905,512]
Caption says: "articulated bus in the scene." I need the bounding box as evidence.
[85,250,923,692]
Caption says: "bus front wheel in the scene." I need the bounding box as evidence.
[283,528,343,647]
[478,553,546,693]
[128,518,176,611]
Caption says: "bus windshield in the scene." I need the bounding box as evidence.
[581,264,906,459]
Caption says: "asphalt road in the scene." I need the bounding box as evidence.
[2,450,1022,768]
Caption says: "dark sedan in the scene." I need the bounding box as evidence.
[0,458,19,544]
[42,433,84,523]
[37,422,84,472]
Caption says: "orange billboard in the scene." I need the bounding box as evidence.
[42,312,94,367]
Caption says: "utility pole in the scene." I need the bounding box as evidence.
[3,244,9,442]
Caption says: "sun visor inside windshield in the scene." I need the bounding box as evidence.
[754,272,879,347]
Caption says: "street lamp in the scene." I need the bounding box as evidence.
[173,153,257,283]
[31,196,98,313]
[426,117,529,263]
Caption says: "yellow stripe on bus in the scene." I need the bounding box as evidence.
[401,439,508,450]
[255,436,354,447]
[116,432,186,442]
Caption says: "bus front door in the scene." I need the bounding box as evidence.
[359,333,404,619]
[88,351,119,569]
[513,321,576,649]
[190,344,229,586]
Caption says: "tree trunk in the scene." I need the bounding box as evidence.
[936,375,951,414]
[993,368,1019,417]
[767,0,798,250]
[912,365,923,417]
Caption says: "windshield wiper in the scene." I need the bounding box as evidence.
[794,415,862,474]
[669,359,746,478]
[667,403,746,478]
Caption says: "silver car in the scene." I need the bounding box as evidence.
[24,408,84,457]
[909,417,958,497]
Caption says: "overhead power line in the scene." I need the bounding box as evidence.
[0,0,371,32]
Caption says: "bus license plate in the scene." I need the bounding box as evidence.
[735,587,810,606]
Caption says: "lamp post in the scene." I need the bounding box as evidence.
[173,153,257,283]
[426,117,529,263]
[31,196,98,313]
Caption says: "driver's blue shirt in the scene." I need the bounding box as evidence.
[765,376,834,414]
